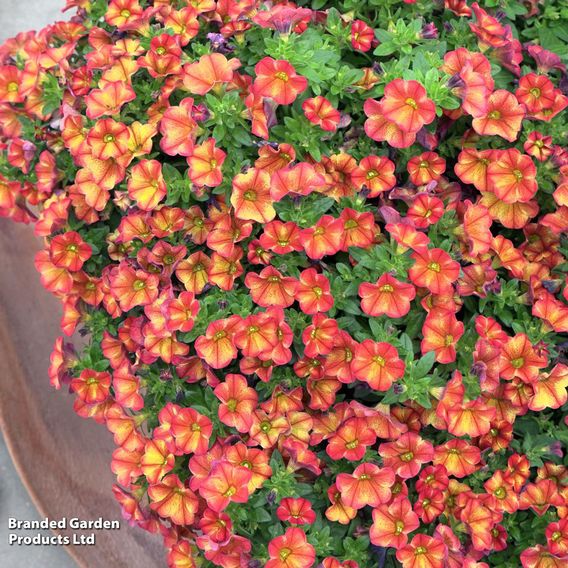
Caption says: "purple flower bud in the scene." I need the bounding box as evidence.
[266,490,277,505]
[443,22,454,33]
[192,103,210,122]
[447,73,465,90]
[421,23,438,39]
[160,369,173,381]
[548,441,563,458]
[393,383,405,395]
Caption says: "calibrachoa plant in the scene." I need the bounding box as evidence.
[1,0,568,566]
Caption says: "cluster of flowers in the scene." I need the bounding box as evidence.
[0,0,567,566]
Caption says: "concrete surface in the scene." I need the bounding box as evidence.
[0,0,65,43]
[0,3,76,568]
[0,433,77,568]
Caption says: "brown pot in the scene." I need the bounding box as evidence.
[0,220,165,567]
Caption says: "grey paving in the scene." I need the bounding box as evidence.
[0,4,77,568]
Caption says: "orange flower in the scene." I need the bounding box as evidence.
[266,527,315,568]
[253,57,308,105]
[140,439,175,484]
[325,483,357,525]
[166,291,200,333]
[381,79,436,133]
[336,462,395,509]
[326,417,376,461]
[484,471,519,514]
[528,364,568,411]
[351,340,405,391]
[159,98,198,157]
[409,248,460,295]
[109,264,160,311]
[421,309,464,364]
[187,138,226,187]
[352,155,396,196]
[396,534,447,568]
[199,462,253,512]
[85,81,136,120]
[49,231,92,272]
[359,273,416,318]
[500,333,547,383]
[370,496,420,549]
[244,266,298,308]
[214,373,258,433]
[195,317,239,369]
[148,474,199,526]
[303,314,339,357]
[231,168,275,223]
[71,369,111,405]
[472,89,525,142]
[0,65,22,103]
[176,251,211,294]
[433,439,481,478]
[276,498,316,526]
[463,200,492,256]
[379,432,434,479]
[302,96,340,132]
[127,159,167,210]
[486,149,537,204]
[296,268,334,314]
[407,195,444,229]
[351,20,375,52]
[454,148,495,192]
[407,152,446,186]
[183,53,241,95]
[270,162,326,201]
[171,407,213,455]
[87,118,130,160]
[364,98,417,148]
[301,215,343,260]
[515,73,557,113]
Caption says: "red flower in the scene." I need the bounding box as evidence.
[302,96,340,132]
[379,433,435,479]
[359,273,416,318]
[472,90,525,142]
[351,20,375,52]
[253,58,308,105]
[49,231,92,272]
[336,462,395,509]
[276,498,316,525]
[214,373,258,433]
[296,268,334,314]
[409,248,460,295]
[351,339,405,391]
[245,266,298,308]
[487,149,538,204]
[381,79,436,133]
[421,309,465,364]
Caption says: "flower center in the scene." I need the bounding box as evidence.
[511,357,525,369]
[133,279,146,290]
[405,97,418,109]
[400,451,414,462]
[103,134,115,143]
[275,71,289,82]
[394,521,405,535]
[488,110,501,119]
[279,548,292,561]
[366,169,378,179]
[427,261,441,273]
[372,355,386,366]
